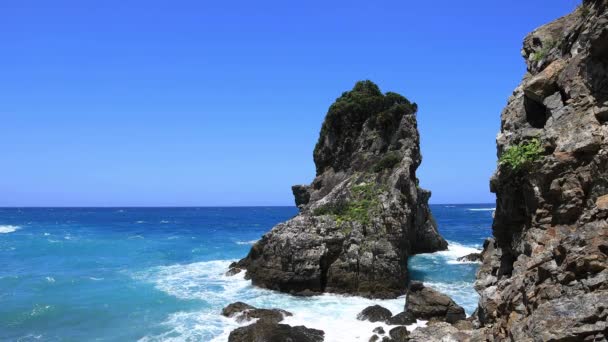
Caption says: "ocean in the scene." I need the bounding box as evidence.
[0,205,493,341]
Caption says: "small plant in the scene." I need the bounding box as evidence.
[531,41,555,62]
[312,182,382,225]
[498,138,544,171]
[579,4,590,17]
[373,151,402,172]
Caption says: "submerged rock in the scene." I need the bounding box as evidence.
[228,321,324,342]
[221,302,292,324]
[475,0,608,340]
[233,80,447,298]
[357,305,393,323]
[456,253,482,263]
[405,281,466,324]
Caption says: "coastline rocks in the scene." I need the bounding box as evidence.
[357,305,393,323]
[405,281,466,323]
[221,302,292,324]
[228,321,324,342]
[456,253,482,263]
[474,0,608,340]
[233,81,447,298]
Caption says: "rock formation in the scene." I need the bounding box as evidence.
[475,0,608,340]
[405,281,466,324]
[233,80,447,298]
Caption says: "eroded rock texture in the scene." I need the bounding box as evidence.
[476,1,608,340]
[234,81,447,298]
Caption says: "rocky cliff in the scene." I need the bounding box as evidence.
[476,0,608,340]
[232,80,447,298]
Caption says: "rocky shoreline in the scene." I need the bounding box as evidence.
[223,0,608,340]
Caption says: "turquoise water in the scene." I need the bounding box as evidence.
[0,205,493,341]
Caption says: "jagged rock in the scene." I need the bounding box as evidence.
[406,281,466,323]
[368,335,380,342]
[475,0,608,340]
[357,305,393,323]
[221,302,292,324]
[407,322,464,342]
[228,321,324,342]
[233,81,447,298]
[457,253,482,262]
[388,326,409,341]
[387,311,416,325]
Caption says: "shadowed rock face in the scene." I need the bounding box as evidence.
[234,81,447,298]
[476,0,608,340]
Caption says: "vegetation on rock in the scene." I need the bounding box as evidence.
[498,138,543,171]
[373,151,402,172]
[313,182,381,225]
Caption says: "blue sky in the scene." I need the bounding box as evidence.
[1,0,578,206]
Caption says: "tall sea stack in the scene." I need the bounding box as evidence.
[475,0,608,340]
[233,80,447,299]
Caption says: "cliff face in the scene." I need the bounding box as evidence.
[234,81,447,299]
[476,1,608,340]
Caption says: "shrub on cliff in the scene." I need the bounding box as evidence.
[313,80,417,174]
[499,138,544,171]
[373,151,402,172]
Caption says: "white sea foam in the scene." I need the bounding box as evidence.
[434,241,482,264]
[160,220,170,224]
[0,225,20,234]
[235,240,258,245]
[89,277,104,281]
[467,208,495,211]
[137,260,425,342]
[46,277,55,283]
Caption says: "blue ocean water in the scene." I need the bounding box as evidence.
[0,205,493,341]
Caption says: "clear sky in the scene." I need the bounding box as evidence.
[1,0,579,206]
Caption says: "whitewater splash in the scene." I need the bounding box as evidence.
[136,260,424,342]
[235,240,258,245]
[0,225,20,234]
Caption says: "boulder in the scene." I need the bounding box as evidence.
[388,326,409,341]
[387,311,416,325]
[457,253,482,262]
[405,281,466,323]
[372,326,385,335]
[357,305,393,323]
[221,302,292,324]
[233,81,447,298]
[228,321,324,342]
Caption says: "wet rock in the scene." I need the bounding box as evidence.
[228,321,324,342]
[457,253,482,262]
[357,305,393,323]
[222,302,256,317]
[233,81,447,298]
[372,326,385,335]
[221,302,292,324]
[388,326,409,341]
[406,281,466,324]
[387,311,416,325]
[368,335,380,342]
